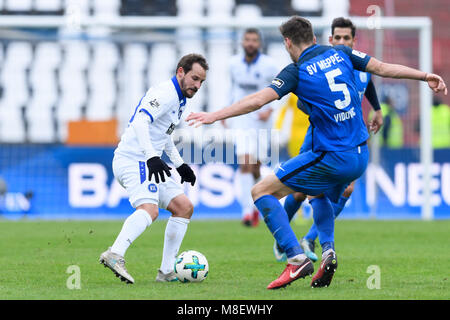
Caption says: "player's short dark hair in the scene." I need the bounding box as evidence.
[279,16,314,46]
[331,17,356,38]
[177,53,209,74]
[243,28,261,40]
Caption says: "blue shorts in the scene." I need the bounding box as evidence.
[275,143,369,203]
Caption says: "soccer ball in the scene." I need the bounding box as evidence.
[174,250,209,283]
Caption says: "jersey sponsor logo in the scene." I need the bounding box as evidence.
[148,183,158,193]
[352,49,366,58]
[166,123,175,135]
[149,99,160,109]
[271,78,284,88]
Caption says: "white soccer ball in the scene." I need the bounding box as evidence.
[174,250,209,283]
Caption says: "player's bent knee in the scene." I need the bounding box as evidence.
[343,183,355,198]
[251,179,275,201]
[136,203,159,221]
[307,193,324,201]
[252,175,291,201]
[167,195,194,219]
[251,182,265,201]
[293,192,306,202]
[180,202,194,218]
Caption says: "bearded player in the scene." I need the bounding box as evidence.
[99,54,208,284]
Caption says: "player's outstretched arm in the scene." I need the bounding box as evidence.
[186,87,279,127]
[366,57,447,95]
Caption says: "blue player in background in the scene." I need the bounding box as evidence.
[273,17,384,264]
[186,16,447,290]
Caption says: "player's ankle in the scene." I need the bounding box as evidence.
[287,253,307,265]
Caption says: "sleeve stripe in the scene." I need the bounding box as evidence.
[139,109,154,123]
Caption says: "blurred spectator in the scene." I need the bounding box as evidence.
[431,97,450,148]
[372,97,404,148]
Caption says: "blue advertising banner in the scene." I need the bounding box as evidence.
[0,144,449,219]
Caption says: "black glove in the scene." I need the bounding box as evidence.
[146,156,172,183]
[176,163,196,186]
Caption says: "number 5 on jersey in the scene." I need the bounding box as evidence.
[325,68,351,109]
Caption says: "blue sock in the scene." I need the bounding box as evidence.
[309,197,335,248]
[254,195,303,258]
[322,241,335,253]
[284,194,303,223]
[304,196,350,242]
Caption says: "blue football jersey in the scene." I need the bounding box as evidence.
[269,44,371,152]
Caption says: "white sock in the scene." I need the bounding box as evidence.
[160,216,190,274]
[288,253,308,265]
[110,209,153,257]
[239,172,255,219]
[322,249,335,259]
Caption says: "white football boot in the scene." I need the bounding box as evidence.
[300,237,318,262]
[99,248,135,284]
[155,269,178,282]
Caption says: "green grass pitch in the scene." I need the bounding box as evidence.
[0,218,448,300]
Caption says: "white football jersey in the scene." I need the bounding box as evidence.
[115,77,186,161]
[229,52,279,125]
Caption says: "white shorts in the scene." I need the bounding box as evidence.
[112,154,184,209]
[229,115,270,161]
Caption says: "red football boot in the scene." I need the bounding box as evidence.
[267,258,314,290]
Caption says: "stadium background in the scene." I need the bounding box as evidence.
[0,0,449,220]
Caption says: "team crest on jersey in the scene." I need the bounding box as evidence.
[271,78,284,88]
[148,184,157,193]
[149,99,159,109]
[166,123,175,135]
[359,72,368,83]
